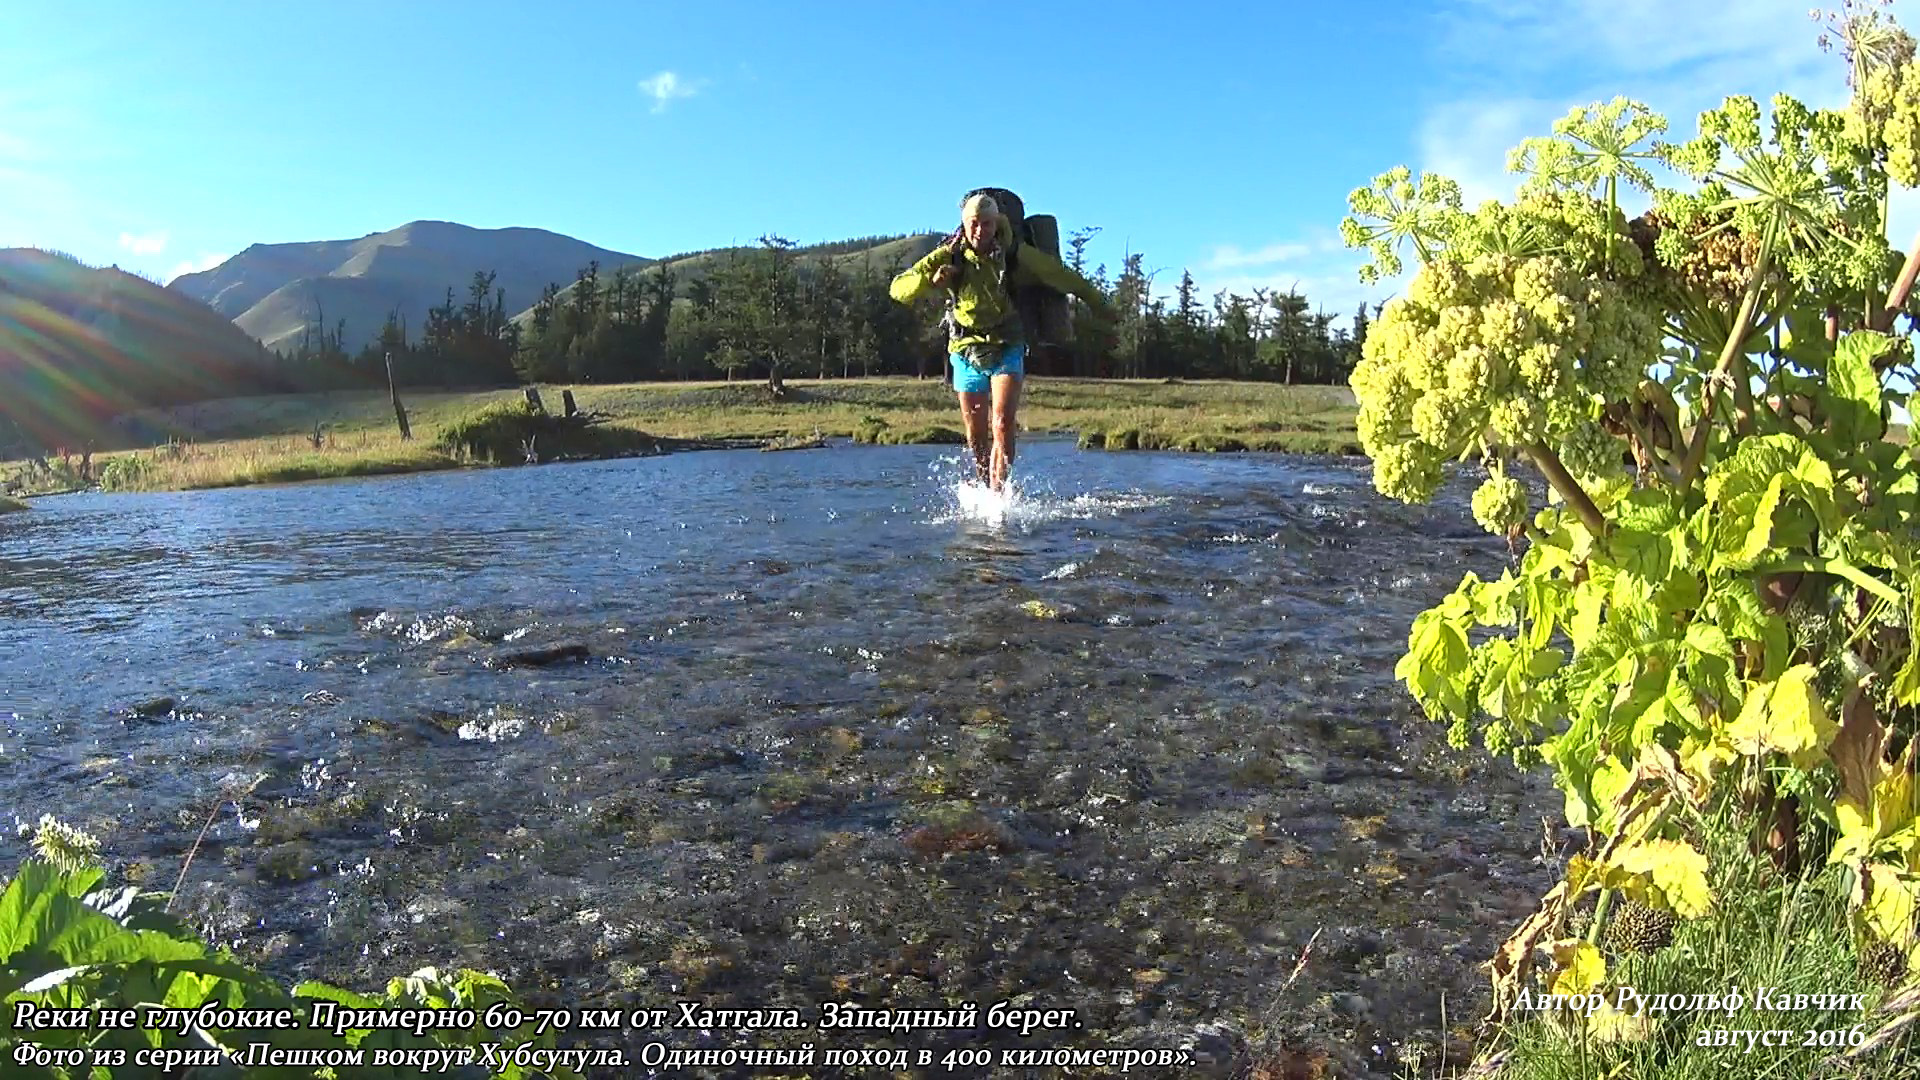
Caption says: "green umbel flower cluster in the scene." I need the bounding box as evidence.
[1857,48,1920,186]
[1657,92,1893,299]
[1471,468,1528,535]
[1349,212,1663,516]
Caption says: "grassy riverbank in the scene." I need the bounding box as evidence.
[0,494,26,513]
[4,377,1360,493]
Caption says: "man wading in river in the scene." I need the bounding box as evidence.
[889,192,1112,493]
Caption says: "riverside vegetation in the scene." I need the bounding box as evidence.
[2,213,1371,476]
[0,817,588,1079]
[1341,1,1920,1074]
[2,379,1358,495]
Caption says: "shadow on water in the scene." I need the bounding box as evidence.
[0,436,1557,1075]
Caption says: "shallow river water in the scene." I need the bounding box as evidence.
[0,437,1561,1077]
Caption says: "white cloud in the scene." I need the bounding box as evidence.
[1417,0,1852,219]
[1432,0,1830,82]
[163,252,226,284]
[638,71,702,113]
[1202,241,1315,270]
[1163,3,1897,342]
[118,230,168,256]
[1415,98,1552,208]
[1169,228,1394,319]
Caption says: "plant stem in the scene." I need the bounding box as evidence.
[1732,350,1758,436]
[1588,888,1615,947]
[167,798,225,914]
[1875,226,1920,333]
[1606,174,1618,270]
[1769,555,1902,606]
[1679,237,1776,490]
[1527,441,1608,537]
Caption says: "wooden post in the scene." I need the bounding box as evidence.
[524,387,546,414]
[385,352,411,440]
[563,390,578,418]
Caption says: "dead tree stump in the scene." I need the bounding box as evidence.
[384,352,412,440]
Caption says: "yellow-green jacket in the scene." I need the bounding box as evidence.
[889,220,1112,352]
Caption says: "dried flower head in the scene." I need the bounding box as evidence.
[33,814,101,874]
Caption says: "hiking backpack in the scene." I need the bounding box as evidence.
[941,187,1073,352]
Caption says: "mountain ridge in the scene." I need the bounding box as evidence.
[167,220,653,355]
[0,246,278,453]
[167,219,950,355]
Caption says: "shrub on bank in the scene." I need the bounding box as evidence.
[1339,11,1920,1075]
[435,399,658,463]
[0,817,576,1079]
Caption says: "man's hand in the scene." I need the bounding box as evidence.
[931,264,959,289]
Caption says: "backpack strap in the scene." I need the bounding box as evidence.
[937,212,1024,347]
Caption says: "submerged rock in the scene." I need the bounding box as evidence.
[120,696,177,720]
[485,643,590,669]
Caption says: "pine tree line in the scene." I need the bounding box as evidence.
[266,234,1373,392]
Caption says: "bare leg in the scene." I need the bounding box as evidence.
[989,374,1021,492]
[957,391,990,485]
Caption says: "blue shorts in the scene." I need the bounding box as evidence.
[950,342,1025,394]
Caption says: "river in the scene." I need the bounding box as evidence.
[0,437,1559,1077]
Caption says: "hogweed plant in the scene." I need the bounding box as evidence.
[1343,1,1920,1063]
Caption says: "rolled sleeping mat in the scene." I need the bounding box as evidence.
[1024,213,1074,346]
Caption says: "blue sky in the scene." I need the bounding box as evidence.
[2,0,1915,326]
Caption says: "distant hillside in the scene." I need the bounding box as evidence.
[506,232,948,328]
[168,220,649,356]
[0,248,277,452]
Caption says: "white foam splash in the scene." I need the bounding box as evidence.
[458,709,526,743]
[955,479,1012,524]
[933,472,1169,528]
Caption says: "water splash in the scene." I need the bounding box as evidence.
[954,479,1015,525]
[926,452,1168,529]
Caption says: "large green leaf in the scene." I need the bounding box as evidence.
[1707,434,1803,508]
[1728,664,1836,768]
[1397,606,1473,716]
[1479,640,1517,719]
[1788,446,1843,531]
[0,861,136,975]
[1829,330,1895,446]
[1523,576,1568,652]
[1715,582,1790,681]
[1613,527,1675,605]
[1686,622,1735,663]
[295,979,386,1010]
[1778,305,1835,368]
[1471,572,1522,627]
[1893,588,1920,707]
[1568,574,1611,651]
[1613,487,1684,533]
[1663,664,1707,738]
